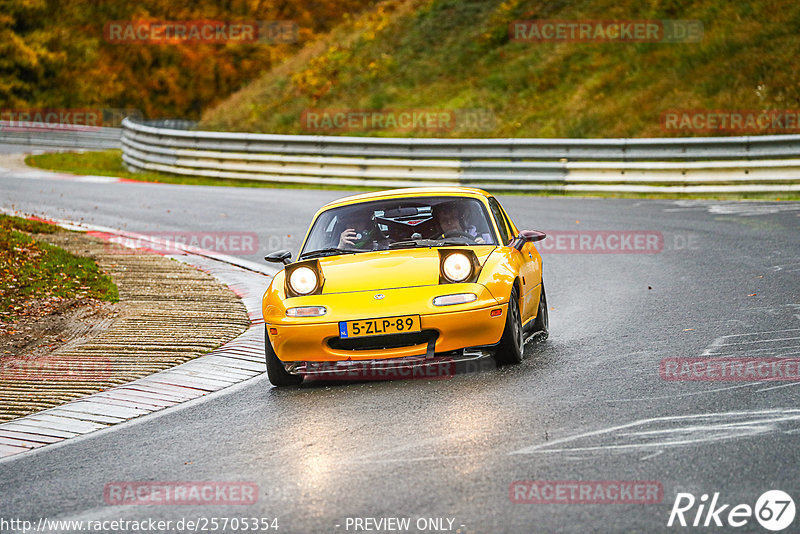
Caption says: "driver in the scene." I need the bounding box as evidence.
[336,208,387,249]
[434,201,485,243]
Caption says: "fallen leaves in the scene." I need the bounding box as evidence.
[1,222,116,324]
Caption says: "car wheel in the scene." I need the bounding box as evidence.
[494,287,524,366]
[532,282,549,342]
[265,328,303,387]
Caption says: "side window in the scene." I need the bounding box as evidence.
[488,198,511,245]
[499,206,516,237]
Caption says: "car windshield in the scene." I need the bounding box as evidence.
[300,196,497,257]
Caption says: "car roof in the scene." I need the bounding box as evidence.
[320,187,492,210]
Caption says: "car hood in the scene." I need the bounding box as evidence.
[315,245,497,294]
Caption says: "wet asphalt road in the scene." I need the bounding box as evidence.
[1,148,800,533]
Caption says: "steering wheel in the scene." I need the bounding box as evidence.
[442,230,475,241]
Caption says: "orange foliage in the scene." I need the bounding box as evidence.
[0,0,376,120]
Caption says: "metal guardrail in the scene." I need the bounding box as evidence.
[121,119,800,160]
[121,119,800,194]
[9,117,798,194]
[0,121,122,150]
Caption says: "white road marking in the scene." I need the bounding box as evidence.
[665,200,800,216]
[702,328,800,358]
[607,382,761,402]
[639,450,664,461]
[770,262,800,273]
[509,409,800,455]
[704,335,800,348]
[756,382,800,393]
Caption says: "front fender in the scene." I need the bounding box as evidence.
[262,270,288,321]
[477,248,524,304]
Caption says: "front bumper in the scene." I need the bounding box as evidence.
[266,283,507,362]
[285,349,495,379]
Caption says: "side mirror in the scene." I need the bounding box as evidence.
[511,230,546,251]
[265,250,293,265]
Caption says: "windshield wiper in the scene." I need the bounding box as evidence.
[298,247,355,260]
[389,238,473,249]
[389,239,432,249]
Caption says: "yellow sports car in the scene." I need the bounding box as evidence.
[262,187,548,386]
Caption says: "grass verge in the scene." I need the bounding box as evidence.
[0,214,119,322]
[25,150,800,200]
[25,150,374,191]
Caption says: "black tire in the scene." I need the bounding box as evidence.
[265,328,303,387]
[532,282,549,342]
[494,287,524,366]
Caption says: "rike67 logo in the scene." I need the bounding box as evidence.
[668,490,795,531]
